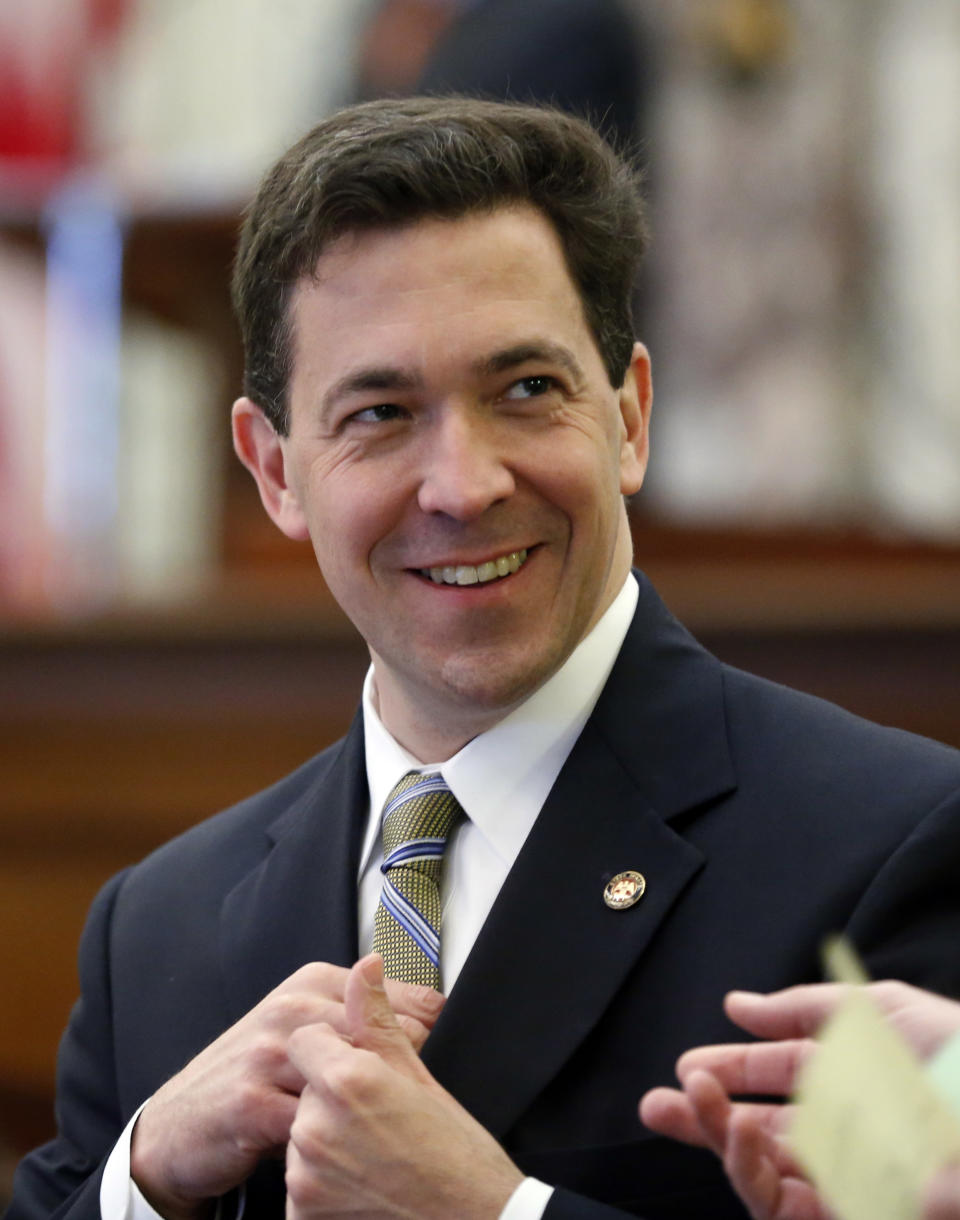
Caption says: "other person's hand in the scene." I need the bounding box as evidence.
[925,1165,960,1220]
[640,981,960,1220]
[642,981,960,1152]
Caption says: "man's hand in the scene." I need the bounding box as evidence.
[925,1166,960,1220]
[660,1069,829,1220]
[640,981,960,1220]
[285,953,524,1220]
[130,961,445,1219]
[642,981,960,1151]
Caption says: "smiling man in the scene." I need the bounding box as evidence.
[233,204,648,759]
[9,97,960,1220]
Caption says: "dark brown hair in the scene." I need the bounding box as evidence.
[232,95,648,433]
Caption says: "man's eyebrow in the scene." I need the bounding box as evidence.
[321,366,422,411]
[319,342,584,411]
[473,342,585,383]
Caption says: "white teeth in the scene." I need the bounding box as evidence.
[422,549,528,586]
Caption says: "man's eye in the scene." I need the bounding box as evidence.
[348,403,406,424]
[504,375,557,400]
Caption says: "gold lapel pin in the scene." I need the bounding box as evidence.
[603,870,646,910]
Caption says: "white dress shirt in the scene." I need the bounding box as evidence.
[101,574,639,1220]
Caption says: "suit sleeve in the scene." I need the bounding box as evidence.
[847,784,960,996]
[6,872,131,1220]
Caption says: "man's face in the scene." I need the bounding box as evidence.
[234,206,651,756]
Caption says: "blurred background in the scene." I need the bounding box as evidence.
[1,0,959,1194]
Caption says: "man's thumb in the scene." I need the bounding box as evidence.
[346,954,428,1079]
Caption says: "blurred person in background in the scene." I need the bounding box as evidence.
[353,0,649,151]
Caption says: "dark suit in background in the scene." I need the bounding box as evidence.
[416,0,649,151]
[10,572,960,1219]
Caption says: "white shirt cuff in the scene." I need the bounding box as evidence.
[100,1102,165,1220]
[99,1104,245,1220]
[499,1177,555,1220]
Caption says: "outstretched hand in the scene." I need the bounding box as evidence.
[285,954,524,1220]
[640,981,960,1220]
[649,1068,829,1220]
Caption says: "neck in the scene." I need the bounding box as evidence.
[369,672,513,762]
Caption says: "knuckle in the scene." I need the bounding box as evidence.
[323,1052,374,1102]
[295,961,343,994]
[388,980,442,1018]
[285,1157,315,1208]
[869,979,910,1014]
[246,1032,289,1078]
[269,992,316,1028]
[397,1015,428,1049]
[264,990,341,1034]
[288,1103,331,1166]
[233,1071,271,1118]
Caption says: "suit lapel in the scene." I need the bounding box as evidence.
[422,574,737,1135]
[219,711,369,1023]
[422,720,705,1135]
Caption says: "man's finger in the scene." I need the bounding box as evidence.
[640,1086,791,1147]
[639,1087,711,1147]
[286,1021,345,1083]
[685,1069,733,1157]
[724,985,852,1040]
[394,1014,435,1053]
[723,1107,780,1220]
[677,1039,815,1097]
[383,976,446,1028]
[727,1108,832,1220]
[345,954,431,1080]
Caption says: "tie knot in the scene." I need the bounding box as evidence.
[380,771,461,865]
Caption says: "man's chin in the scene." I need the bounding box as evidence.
[439,637,569,704]
[372,642,569,750]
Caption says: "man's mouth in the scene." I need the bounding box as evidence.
[418,548,529,587]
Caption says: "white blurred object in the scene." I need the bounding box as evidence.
[118,313,224,601]
[93,0,374,198]
[646,0,865,525]
[0,240,48,607]
[866,0,960,536]
[42,178,124,609]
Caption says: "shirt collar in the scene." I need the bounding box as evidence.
[360,572,638,870]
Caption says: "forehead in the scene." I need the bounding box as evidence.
[287,206,600,387]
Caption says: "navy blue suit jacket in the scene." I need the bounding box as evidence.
[10,574,960,1219]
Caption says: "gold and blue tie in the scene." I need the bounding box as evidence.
[372,771,461,989]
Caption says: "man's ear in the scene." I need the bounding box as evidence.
[231,397,310,541]
[618,341,653,497]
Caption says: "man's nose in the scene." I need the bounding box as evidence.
[415,410,515,520]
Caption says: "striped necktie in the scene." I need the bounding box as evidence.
[372,771,461,989]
